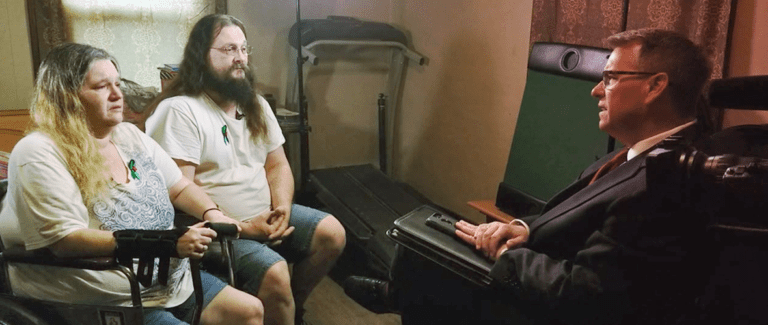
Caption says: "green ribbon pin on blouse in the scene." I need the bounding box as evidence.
[128,159,140,180]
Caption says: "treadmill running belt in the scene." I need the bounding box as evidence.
[310,164,426,277]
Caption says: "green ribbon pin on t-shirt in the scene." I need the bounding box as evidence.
[222,125,229,145]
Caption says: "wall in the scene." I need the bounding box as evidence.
[0,1,32,152]
[395,1,532,220]
[722,0,768,127]
[0,0,34,111]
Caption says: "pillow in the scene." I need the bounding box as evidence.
[121,78,159,131]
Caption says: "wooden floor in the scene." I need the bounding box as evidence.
[303,276,401,325]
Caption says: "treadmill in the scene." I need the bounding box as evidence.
[284,15,427,278]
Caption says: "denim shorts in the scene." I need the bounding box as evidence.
[143,270,227,325]
[232,204,328,294]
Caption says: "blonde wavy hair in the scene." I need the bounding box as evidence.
[29,43,118,207]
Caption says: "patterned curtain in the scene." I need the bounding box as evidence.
[530,0,734,78]
[530,0,627,49]
[529,0,736,130]
[26,0,227,89]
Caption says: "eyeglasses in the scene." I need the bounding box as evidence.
[602,70,658,88]
[211,44,253,57]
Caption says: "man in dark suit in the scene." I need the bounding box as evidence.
[448,28,712,324]
[343,28,713,324]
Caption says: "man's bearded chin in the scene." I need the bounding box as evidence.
[205,65,256,107]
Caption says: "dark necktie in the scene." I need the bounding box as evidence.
[589,147,629,185]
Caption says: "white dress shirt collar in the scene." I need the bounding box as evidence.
[627,120,696,161]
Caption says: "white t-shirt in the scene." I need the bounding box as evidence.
[0,123,192,307]
[146,94,285,220]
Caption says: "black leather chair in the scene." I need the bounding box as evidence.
[690,77,768,324]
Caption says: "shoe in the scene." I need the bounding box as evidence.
[342,276,395,313]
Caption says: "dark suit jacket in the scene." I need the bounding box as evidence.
[489,125,710,325]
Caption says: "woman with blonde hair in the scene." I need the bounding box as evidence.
[0,43,262,325]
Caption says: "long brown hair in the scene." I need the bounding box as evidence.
[147,14,267,143]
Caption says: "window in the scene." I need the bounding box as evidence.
[27,0,226,88]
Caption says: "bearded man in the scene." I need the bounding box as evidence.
[146,14,346,325]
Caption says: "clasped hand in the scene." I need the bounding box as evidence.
[239,206,295,245]
[455,220,529,261]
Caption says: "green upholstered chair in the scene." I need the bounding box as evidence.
[494,43,614,218]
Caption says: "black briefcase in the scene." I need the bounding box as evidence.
[386,205,493,287]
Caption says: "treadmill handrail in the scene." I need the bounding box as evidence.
[302,40,425,65]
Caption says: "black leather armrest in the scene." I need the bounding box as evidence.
[0,248,142,307]
[2,247,118,270]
